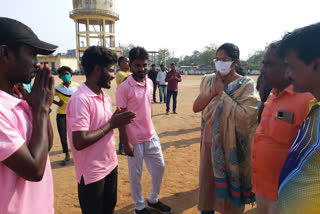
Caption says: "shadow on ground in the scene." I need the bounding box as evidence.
[51,158,74,169]
[115,189,198,214]
[161,137,200,152]
[158,127,201,138]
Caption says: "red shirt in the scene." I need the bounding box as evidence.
[165,70,181,91]
[251,85,313,200]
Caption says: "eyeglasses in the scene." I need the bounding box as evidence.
[214,57,232,62]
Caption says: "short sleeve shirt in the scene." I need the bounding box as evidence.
[115,71,131,87]
[116,75,156,144]
[54,81,80,114]
[66,83,117,185]
[251,86,314,200]
[0,90,54,214]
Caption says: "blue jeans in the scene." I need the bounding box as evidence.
[166,91,178,112]
[158,85,167,103]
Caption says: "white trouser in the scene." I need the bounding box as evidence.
[127,135,165,210]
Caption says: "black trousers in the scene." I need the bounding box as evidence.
[56,114,68,153]
[153,82,157,102]
[78,167,118,214]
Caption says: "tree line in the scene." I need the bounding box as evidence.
[121,44,265,71]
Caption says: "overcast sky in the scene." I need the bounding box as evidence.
[1,0,320,60]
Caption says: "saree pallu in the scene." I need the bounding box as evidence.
[201,74,260,212]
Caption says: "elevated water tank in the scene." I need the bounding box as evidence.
[70,0,119,69]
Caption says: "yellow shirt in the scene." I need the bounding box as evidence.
[115,71,131,87]
[54,81,80,114]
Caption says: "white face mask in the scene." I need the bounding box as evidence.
[215,61,233,76]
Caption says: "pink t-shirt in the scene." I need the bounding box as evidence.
[0,90,54,214]
[66,83,118,185]
[116,75,156,144]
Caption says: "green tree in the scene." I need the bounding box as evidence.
[199,44,217,67]
[247,50,265,70]
[157,49,171,66]
[120,43,135,57]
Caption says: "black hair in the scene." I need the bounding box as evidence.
[217,43,245,75]
[160,64,164,67]
[57,66,72,76]
[128,46,149,63]
[151,64,156,67]
[81,46,118,77]
[278,22,320,65]
[118,56,125,66]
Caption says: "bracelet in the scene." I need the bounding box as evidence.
[100,128,105,136]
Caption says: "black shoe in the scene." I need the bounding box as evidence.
[173,111,177,114]
[153,100,158,103]
[134,208,151,214]
[147,200,171,213]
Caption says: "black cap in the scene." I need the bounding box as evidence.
[0,17,58,55]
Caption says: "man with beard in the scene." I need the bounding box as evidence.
[0,17,57,214]
[116,47,171,214]
[251,42,313,214]
[277,22,320,214]
[66,46,136,214]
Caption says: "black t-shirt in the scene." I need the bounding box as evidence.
[148,70,158,84]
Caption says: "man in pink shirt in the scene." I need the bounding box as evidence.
[0,18,57,214]
[116,47,171,214]
[66,46,135,214]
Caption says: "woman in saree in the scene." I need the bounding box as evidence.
[193,43,260,214]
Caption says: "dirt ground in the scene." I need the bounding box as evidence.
[50,75,258,214]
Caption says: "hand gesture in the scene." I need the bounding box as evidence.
[57,100,64,107]
[124,143,134,157]
[214,72,226,95]
[21,65,54,113]
[110,108,136,129]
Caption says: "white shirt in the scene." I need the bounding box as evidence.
[156,70,168,85]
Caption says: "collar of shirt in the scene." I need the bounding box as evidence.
[128,75,147,87]
[60,81,76,88]
[0,88,26,110]
[309,98,320,111]
[270,85,295,98]
[80,83,107,98]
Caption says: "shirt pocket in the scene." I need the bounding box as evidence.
[269,118,299,145]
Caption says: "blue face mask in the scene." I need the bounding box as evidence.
[61,75,71,83]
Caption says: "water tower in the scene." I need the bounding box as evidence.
[70,0,119,68]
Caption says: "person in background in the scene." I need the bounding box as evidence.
[115,56,131,155]
[256,73,272,122]
[193,43,260,214]
[115,56,130,87]
[0,17,57,214]
[53,66,80,165]
[251,42,313,214]
[165,63,182,114]
[277,22,320,214]
[66,46,135,214]
[148,64,158,103]
[156,64,168,104]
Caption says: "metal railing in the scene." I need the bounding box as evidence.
[70,8,119,19]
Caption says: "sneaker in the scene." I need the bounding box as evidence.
[147,200,171,213]
[173,111,177,114]
[134,208,151,214]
